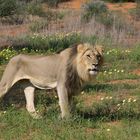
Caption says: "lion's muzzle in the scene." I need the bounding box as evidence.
[88,66,99,75]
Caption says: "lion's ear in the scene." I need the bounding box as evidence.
[95,45,104,56]
[77,44,86,53]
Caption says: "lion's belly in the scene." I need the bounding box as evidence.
[29,78,57,89]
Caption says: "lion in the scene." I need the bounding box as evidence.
[0,43,103,119]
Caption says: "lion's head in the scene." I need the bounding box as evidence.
[65,43,103,95]
[76,43,103,82]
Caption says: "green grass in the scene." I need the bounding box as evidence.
[0,40,140,139]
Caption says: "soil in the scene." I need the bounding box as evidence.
[107,2,136,13]
[107,79,140,85]
[132,69,140,76]
[59,0,87,9]
[80,93,106,107]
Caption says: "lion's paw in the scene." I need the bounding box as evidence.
[29,111,43,119]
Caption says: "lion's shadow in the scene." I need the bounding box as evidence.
[1,82,139,121]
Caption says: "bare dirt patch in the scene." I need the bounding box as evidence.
[0,24,29,47]
[59,0,87,9]
[105,121,121,127]
[0,24,28,37]
[80,94,106,107]
[85,127,98,134]
[132,69,140,76]
[107,2,136,13]
[107,79,140,85]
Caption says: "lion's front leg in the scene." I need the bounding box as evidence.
[57,85,71,119]
[24,86,42,119]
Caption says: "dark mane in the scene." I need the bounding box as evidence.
[65,44,82,96]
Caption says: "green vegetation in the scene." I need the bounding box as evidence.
[81,0,108,22]
[9,32,81,54]
[29,20,49,32]
[0,34,140,139]
[26,2,46,17]
[0,0,19,17]
[0,38,140,139]
[81,0,129,30]
[130,1,140,20]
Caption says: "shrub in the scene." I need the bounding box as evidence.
[81,0,127,30]
[29,20,49,32]
[0,48,17,64]
[81,0,108,22]
[0,0,18,17]
[26,2,46,17]
[130,1,140,20]
[0,0,27,24]
[9,32,82,53]
[129,44,140,63]
[26,32,81,52]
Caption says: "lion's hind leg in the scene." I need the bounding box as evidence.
[24,86,42,119]
[0,56,21,99]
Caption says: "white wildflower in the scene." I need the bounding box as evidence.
[107,129,111,132]
[106,52,110,55]
[128,98,132,103]
[109,97,112,99]
[109,72,112,75]
[3,111,6,114]
[117,104,120,107]
[123,99,126,103]
[101,97,104,101]
[117,106,121,110]
[133,99,137,102]
[106,96,109,99]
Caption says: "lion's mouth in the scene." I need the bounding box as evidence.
[88,68,99,72]
[88,68,99,75]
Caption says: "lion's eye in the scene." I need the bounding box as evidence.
[87,54,91,58]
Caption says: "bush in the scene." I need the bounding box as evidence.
[129,44,140,63]
[81,0,108,22]
[0,48,17,64]
[129,1,140,20]
[9,32,82,53]
[26,2,46,17]
[26,32,81,52]
[29,20,48,32]
[0,0,27,24]
[0,0,19,17]
[81,0,129,30]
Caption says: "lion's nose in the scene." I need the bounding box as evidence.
[92,63,98,67]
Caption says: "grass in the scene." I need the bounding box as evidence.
[0,40,140,139]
